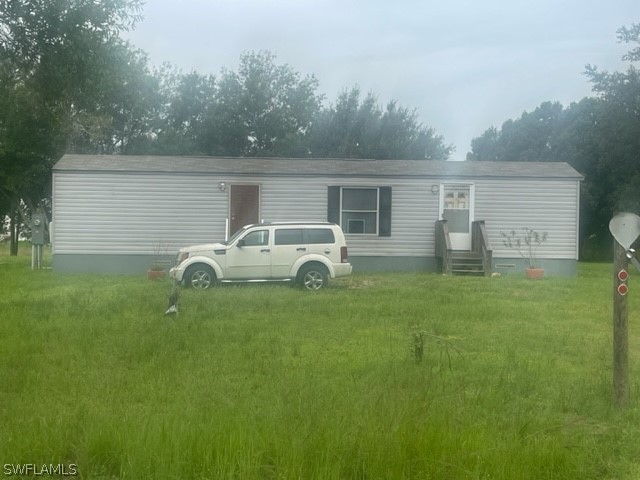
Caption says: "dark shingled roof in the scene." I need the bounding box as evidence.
[54,154,583,179]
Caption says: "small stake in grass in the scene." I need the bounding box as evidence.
[413,332,424,364]
[411,330,463,369]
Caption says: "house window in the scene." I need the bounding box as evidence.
[341,188,378,234]
[327,186,392,237]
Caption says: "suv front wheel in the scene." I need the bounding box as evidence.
[184,264,216,289]
[299,264,329,291]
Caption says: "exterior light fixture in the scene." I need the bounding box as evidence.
[431,184,439,194]
[219,182,226,191]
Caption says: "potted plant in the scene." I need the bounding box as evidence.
[148,240,170,280]
[147,261,167,280]
[500,228,548,279]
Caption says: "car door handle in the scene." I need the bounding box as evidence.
[261,249,270,253]
[296,247,307,252]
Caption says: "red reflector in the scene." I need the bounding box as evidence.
[341,246,348,263]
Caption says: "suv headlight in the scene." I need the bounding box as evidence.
[176,252,189,264]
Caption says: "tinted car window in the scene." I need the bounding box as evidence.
[307,228,335,244]
[275,229,304,245]
[242,230,269,246]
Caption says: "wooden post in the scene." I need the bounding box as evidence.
[613,240,629,407]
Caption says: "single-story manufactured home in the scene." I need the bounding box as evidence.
[51,155,582,276]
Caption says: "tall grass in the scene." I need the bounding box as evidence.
[1,248,640,478]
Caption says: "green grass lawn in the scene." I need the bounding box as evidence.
[2,247,640,479]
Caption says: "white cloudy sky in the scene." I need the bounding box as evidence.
[125,0,639,160]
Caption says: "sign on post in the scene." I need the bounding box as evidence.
[609,213,640,408]
[609,213,640,250]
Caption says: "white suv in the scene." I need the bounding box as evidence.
[170,222,352,290]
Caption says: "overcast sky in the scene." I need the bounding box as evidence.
[125,1,639,160]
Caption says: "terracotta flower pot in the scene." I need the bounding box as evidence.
[147,269,166,280]
[525,267,544,280]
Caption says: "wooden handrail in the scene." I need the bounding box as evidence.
[435,220,452,274]
[472,220,493,277]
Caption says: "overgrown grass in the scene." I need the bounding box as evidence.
[1,247,640,478]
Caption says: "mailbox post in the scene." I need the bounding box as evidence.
[609,212,640,408]
[613,240,629,407]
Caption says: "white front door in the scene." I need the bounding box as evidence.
[440,184,474,250]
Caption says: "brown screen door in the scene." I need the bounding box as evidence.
[229,184,260,236]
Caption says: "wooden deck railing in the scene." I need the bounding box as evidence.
[471,220,493,277]
[435,220,452,275]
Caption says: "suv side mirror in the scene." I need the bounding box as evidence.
[237,239,245,247]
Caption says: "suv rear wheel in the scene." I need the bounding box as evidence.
[299,264,328,291]
[184,264,216,289]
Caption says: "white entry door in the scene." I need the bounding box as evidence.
[440,184,474,250]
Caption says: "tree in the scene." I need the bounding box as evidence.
[467,102,564,162]
[152,67,217,155]
[201,51,323,157]
[67,42,161,155]
[0,0,143,253]
[308,88,380,158]
[309,86,452,160]
[378,100,452,160]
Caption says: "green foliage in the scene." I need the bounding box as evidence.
[618,23,640,62]
[152,68,217,155]
[203,50,323,157]
[2,250,640,478]
[308,86,453,160]
[67,43,161,154]
[468,102,565,163]
[143,53,452,160]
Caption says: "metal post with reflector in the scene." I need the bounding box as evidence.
[609,212,640,407]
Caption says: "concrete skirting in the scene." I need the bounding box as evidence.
[53,253,578,277]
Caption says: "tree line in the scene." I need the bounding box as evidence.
[67,50,452,161]
[1,1,638,260]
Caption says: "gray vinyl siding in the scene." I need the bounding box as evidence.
[52,172,440,258]
[52,168,580,262]
[475,179,580,260]
[52,172,228,254]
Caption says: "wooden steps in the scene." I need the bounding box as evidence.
[450,251,485,276]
